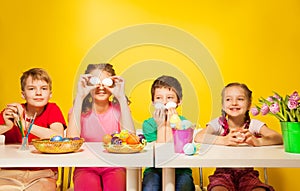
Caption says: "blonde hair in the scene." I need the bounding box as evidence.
[20,68,52,91]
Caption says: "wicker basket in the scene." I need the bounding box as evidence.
[103,143,146,154]
[32,138,84,154]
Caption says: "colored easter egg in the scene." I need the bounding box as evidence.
[183,143,196,155]
[50,135,63,142]
[119,130,129,141]
[126,134,140,144]
[181,120,194,130]
[62,138,70,142]
[138,134,146,144]
[111,137,122,145]
[103,134,112,144]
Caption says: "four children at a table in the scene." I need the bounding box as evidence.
[0,65,283,191]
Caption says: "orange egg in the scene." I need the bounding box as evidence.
[126,134,140,144]
[103,134,112,144]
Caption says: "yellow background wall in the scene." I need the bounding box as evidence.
[1,0,300,190]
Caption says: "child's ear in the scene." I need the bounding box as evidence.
[177,100,182,106]
[50,92,52,99]
[21,92,25,99]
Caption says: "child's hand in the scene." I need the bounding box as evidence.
[165,107,178,126]
[153,108,166,127]
[108,76,126,100]
[223,129,245,146]
[3,103,24,129]
[243,132,261,146]
[77,74,97,99]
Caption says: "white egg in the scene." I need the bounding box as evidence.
[102,78,114,86]
[89,76,100,85]
[181,120,194,129]
[154,102,165,109]
[165,101,177,109]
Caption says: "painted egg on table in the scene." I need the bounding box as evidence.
[73,137,81,140]
[50,135,63,142]
[183,143,196,155]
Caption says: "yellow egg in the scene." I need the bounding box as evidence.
[119,130,129,141]
[170,114,180,123]
[170,114,181,129]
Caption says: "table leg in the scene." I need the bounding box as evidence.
[126,167,141,191]
[162,168,175,191]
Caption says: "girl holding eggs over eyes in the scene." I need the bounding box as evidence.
[67,63,135,191]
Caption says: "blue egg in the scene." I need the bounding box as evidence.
[50,135,63,142]
[62,138,70,142]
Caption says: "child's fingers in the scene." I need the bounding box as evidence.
[6,104,19,113]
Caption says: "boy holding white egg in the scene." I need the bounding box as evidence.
[142,75,195,191]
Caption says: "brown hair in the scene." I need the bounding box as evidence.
[221,82,252,105]
[82,63,116,113]
[20,68,52,91]
[151,75,183,102]
[84,63,116,76]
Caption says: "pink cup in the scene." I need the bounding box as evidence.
[172,128,194,153]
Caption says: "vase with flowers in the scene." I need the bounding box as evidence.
[251,91,300,153]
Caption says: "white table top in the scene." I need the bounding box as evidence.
[155,143,300,168]
[0,142,154,168]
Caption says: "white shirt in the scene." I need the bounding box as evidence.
[208,118,265,136]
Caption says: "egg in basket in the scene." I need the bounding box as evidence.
[103,130,147,154]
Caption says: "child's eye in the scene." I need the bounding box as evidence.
[42,87,48,90]
[167,96,174,99]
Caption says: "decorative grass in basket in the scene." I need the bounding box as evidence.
[103,130,147,154]
[32,136,84,154]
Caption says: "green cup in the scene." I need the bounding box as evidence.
[280,122,300,153]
